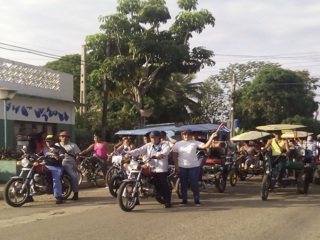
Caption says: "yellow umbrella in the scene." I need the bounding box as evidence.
[281,130,313,139]
[256,124,306,132]
[230,131,270,141]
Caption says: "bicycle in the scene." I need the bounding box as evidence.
[77,156,107,188]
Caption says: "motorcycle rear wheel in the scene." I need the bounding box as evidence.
[118,182,138,212]
[261,174,270,201]
[4,178,30,207]
[109,175,123,197]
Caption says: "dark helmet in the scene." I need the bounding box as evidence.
[149,131,161,138]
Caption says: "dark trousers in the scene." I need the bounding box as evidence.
[155,172,171,204]
[271,155,287,182]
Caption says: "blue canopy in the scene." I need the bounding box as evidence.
[115,123,228,136]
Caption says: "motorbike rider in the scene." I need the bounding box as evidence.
[263,130,290,187]
[124,130,172,208]
[37,134,66,204]
[56,131,81,200]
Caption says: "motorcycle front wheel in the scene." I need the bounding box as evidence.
[215,172,227,193]
[106,166,120,186]
[77,169,83,185]
[297,172,309,194]
[94,169,106,188]
[261,174,271,200]
[4,178,30,207]
[229,170,237,187]
[61,175,72,199]
[109,175,123,198]
[118,182,138,212]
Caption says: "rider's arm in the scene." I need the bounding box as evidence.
[79,144,94,156]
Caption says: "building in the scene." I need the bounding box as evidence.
[0,57,77,151]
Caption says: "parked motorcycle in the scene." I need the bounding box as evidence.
[117,156,178,212]
[4,146,72,207]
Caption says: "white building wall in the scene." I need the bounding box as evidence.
[0,58,73,102]
[0,96,75,124]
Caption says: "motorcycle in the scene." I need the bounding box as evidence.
[4,146,72,207]
[117,156,178,212]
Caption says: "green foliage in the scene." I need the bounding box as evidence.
[235,67,318,130]
[90,0,215,128]
[195,78,229,123]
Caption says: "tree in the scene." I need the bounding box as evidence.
[91,0,215,128]
[194,78,229,123]
[235,67,318,130]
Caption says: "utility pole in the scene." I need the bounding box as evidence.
[80,45,87,115]
[230,74,236,137]
[101,40,110,141]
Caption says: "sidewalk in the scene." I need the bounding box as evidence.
[0,181,97,201]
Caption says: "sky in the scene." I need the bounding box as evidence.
[1,0,320,84]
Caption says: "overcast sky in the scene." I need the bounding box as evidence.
[1,0,320,83]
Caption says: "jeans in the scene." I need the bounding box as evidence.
[155,172,171,204]
[62,163,79,193]
[271,155,287,182]
[46,165,63,198]
[179,166,200,202]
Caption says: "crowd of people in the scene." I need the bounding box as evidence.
[17,126,320,207]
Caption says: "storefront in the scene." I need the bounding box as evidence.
[0,57,77,150]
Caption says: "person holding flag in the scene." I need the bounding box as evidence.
[172,127,220,207]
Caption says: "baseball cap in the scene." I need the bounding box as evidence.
[45,135,55,141]
[149,131,162,138]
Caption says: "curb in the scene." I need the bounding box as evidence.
[0,181,97,201]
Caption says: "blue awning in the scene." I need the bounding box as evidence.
[115,123,228,136]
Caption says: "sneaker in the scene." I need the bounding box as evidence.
[164,203,172,208]
[56,197,63,204]
[195,201,202,207]
[179,200,187,206]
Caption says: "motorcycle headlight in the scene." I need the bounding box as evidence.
[20,158,30,167]
[129,160,140,171]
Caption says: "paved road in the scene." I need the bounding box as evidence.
[1,177,320,240]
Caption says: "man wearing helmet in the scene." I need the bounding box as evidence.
[125,130,172,208]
